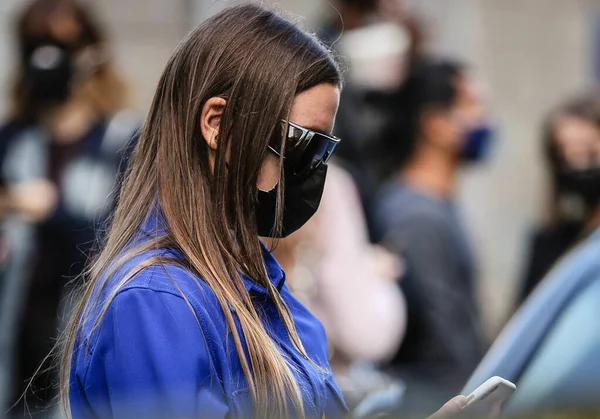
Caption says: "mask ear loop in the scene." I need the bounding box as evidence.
[273,122,287,239]
[273,133,284,193]
[259,132,283,193]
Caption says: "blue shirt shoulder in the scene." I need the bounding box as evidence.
[70,247,347,419]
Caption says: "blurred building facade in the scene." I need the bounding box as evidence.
[0,0,593,338]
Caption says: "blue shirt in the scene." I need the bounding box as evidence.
[69,216,347,418]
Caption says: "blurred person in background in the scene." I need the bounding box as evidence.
[320,0,424,237]
[487,93,600,415]
[0,0,136,415]
[372,59,494,413]
[269,161,406,408]
[520,94,600,303]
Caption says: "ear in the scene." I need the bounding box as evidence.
[200,97,227,150]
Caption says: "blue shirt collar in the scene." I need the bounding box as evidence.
[138,206,286,295]
[242,242,286,294]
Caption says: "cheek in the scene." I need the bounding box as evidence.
[456,124,471,149]
[256,153,281,192]
[435,118,462,149]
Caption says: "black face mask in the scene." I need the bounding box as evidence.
[558,167,600,209]
[25,41,74,103]
[256,164,328,238]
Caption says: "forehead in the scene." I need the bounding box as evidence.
[455,72,484,105]
[288,83,340,134]
[554,115,600,144]
[23,4,81,43]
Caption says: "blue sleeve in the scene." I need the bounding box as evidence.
[80,287,229,419]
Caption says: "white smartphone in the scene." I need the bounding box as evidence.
[464,376,516,413]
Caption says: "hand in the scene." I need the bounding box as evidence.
[427,396,468,419]
[8,179,58,223]
[369,245,405,281]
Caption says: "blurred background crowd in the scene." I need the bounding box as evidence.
[0,0,599,417]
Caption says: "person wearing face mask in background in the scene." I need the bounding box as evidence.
[320,0,424,238]
[0,0,136,415]
[372,59,494,415]
[520,94,600,304]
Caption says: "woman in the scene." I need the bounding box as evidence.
[0,0,134,414]
[520,94,600,303]
[60,5,467,418]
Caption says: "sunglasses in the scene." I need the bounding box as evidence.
[268,120,340,177]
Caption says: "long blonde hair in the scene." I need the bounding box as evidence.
[59,4,341,418]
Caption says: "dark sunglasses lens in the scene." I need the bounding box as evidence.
[269,124,304,155]
[293,133,336,176]
[287,125,304,145]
